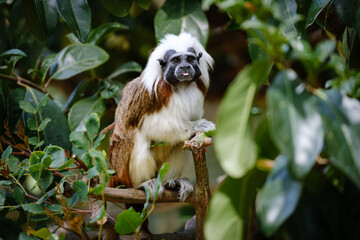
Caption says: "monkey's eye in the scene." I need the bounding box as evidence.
[172,57,180,64]
[187,57,194,63]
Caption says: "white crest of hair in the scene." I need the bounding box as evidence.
[142,32,214,93]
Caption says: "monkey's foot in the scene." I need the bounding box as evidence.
[164,178,193,202]
[138,178,165,200]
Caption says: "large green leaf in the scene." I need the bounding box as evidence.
[87,22,128,45]
[23,88,71,150]
[267,70,323,179]
[21,0,57,42]
[317,90,360,190]
[99,0,132,17]
[44,145,67,169]
[56,0,91,43]
[215,60,272,178]
[305,0,331,27]
[154,0,209,46]
[115,207,143,234]
[333,0,359,27]
[107,61,142,79]
[7,88,25,130]
[50,43,109,80]
[68,96,106,131]
[205,169,267,240]
[256,155,303,236]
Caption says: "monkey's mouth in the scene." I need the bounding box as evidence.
[182,72,189,76]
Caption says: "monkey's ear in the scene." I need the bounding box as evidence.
[157,58,166,67]
[197,52,203,61]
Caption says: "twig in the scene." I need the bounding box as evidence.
[0,73,47,93]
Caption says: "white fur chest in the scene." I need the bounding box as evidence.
[141,83,204,143]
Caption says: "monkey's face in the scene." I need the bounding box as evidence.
[158,48,202,85]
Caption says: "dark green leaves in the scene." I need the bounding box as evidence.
[56,0,91,43]
[305,0,331,27]
[215,60,272,178]
[87,23,128,45]
[99,0,133,17]
[256,155,303,236]
[50,44,109,80]
[317,90,360,189]
[21,0,57,42]
[23,88,71,150]
[85,113,100,141]
[267,70,323,178]
[107,61,142,80]
[154,0,209,46]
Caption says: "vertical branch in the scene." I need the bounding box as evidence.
[191,147,210,240]
[185,132,213,240]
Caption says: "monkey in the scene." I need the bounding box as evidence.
[107,32,215,201]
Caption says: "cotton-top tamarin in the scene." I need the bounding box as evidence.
[107,33,215,201]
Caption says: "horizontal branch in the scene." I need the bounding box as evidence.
[90,187,193,204]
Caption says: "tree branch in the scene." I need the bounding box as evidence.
[0,73,47,93]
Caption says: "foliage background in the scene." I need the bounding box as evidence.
[0,0,360,239]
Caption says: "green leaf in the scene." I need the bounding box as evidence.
[267,70,323,178]
[13,187,25,205]
[87,166,100,180]
[23,88,71,150]
[333,0,358,27]
[56,0,91,43]
[0,180,12,186]
[36,94,49,112]
[21,0,57,42]
[99,0,132,17]
[87,22,128,45]
[107,61,143,79]
[6,155,19,173]
[134,0,151,10]
[28,136,39,146]
[1,145,12,159]
[115,207,143,234]
[0,49,27,61]
[256,155,303,236]
[7,88,26,131]
[38,118,51,132]
[215,60,272,178]
[68,96,106,131]
[89,205,106,224]
[22,203,46,214]
[0,192,5,205]
[19,101,36,113]
[58,158,74,171]
[40,53,57,83]
[31,169,54,191]
[70,131,90,151]
[27,118,37,131]
[154,0,209,46]
[29,227,52,239]
[44,145,67,169]
[50,43,109,80]
[85,113,100,141]
[47,204,63,213]
[316,89,360,190]
[73,180,88,202]
[305,0,331,27]
[63,80,89,110]
[205,169,267,240]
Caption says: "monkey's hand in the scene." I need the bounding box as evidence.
[190,119,216,136]
[138,178,165,200]
[164,178,193,202]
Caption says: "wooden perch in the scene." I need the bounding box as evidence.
[89,132,213,240]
